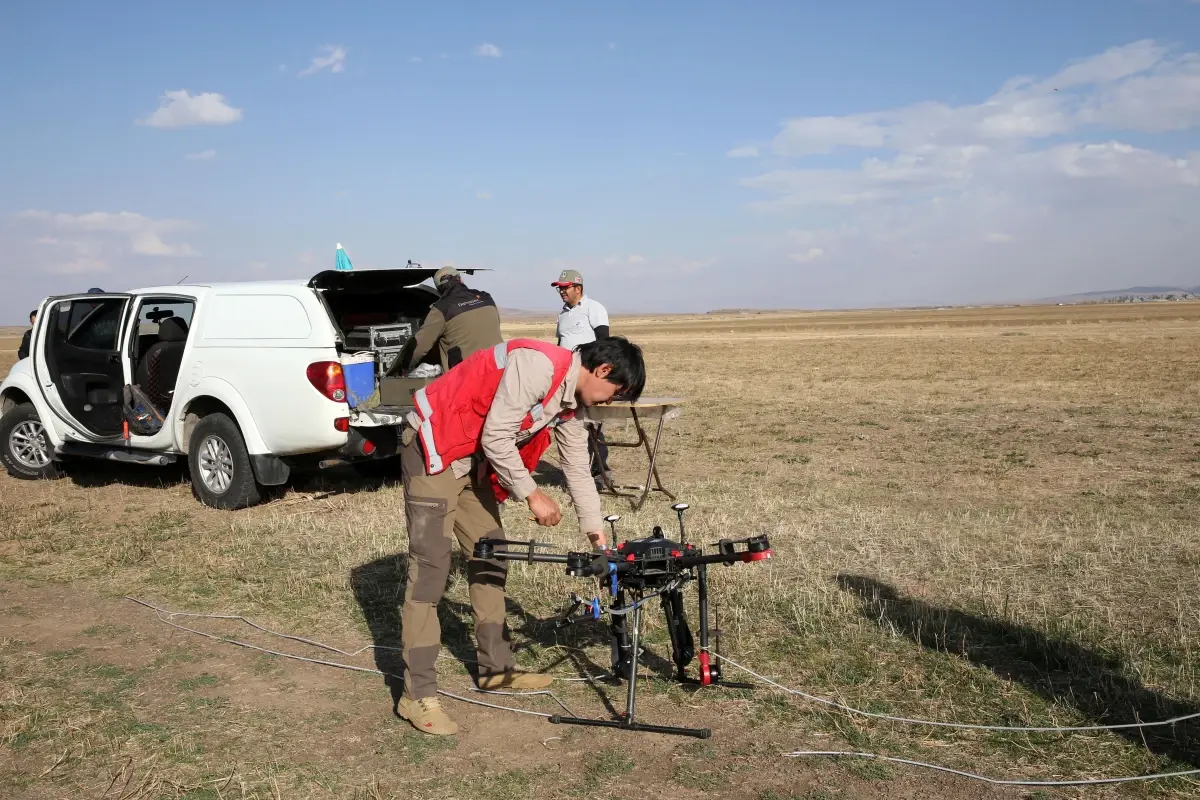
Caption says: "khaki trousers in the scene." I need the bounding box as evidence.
[399,435,513,700]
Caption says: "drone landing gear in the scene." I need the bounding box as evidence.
[549,599,713,739]
[475,504,772,739]
[549,563,754,739]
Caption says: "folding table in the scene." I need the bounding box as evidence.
[580,397,685,511]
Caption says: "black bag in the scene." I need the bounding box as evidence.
[123,384,165,436]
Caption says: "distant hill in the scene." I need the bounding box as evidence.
[1036,284,1200,303]
[498,308,549,319]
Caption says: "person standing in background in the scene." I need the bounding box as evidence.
[17,310,36,361]
[552,269,612,483]
[395,267,502,375]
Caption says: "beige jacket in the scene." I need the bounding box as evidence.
[405,348,604,536]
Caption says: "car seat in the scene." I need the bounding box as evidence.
[136,317,189,412]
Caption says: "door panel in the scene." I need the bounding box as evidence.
[36,295,132,439]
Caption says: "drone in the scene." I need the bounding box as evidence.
[472,502,773,738]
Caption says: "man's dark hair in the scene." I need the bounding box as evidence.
[29,310,36,320]
[577,336,646,402]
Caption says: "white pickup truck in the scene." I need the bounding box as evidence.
[0,267,476,509]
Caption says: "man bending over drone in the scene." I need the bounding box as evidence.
[396,335,646,735]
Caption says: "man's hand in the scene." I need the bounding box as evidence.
[587,531,608,551]
[527,489,562,527]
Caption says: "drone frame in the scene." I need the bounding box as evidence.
[472,503,773,738]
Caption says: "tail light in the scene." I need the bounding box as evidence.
[334,417,350,432]
[307,361,347,403]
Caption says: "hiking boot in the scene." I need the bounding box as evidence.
[397,695,458,736]
[477,669,554,691]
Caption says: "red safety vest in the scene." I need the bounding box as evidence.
[410,338,577,502]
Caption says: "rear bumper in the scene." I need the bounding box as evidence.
[288,425,402,470]
[349,404,412,428]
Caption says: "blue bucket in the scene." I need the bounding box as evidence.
[341,352,376,408]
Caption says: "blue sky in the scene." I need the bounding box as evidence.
[2,1,1199,321]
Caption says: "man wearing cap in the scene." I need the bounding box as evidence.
[397,267,503,375]
[552,269,612,481]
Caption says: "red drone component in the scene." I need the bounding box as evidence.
[698,652,713,686]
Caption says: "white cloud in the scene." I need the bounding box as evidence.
[299,45,347,76]
[733,39,1200,305]
[185,149,216,160]
[138,90,242,128]
[607,42,617,50]
[788,247,825,263]
[476,190,493,200]
[475,43,503,58]
[603,254,647,266]
[410,55,423,63]
[17,210,200,269]
[726,145,760,158]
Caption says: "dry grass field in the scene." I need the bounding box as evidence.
[2,302,1199,799]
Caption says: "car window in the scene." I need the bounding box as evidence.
[135,300,196,337]
[56,298,126,351]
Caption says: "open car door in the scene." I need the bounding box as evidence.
[32,293,134,441]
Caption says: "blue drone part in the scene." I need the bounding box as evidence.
[590,597,602,620]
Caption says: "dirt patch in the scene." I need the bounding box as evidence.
[0,580,1012,800]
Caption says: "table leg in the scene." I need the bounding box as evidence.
[588,407,678,510]
[630,410,676,511]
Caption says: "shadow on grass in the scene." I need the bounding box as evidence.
[350,549,629,719]
[836,574,1200,768]
[65,460,189,490]
[349,545,695,722]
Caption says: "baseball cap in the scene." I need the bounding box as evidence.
[433,266,461,286]
[551,269,583,287]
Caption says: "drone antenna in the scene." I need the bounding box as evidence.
[176,275,188,285]
[604,514,620,544]
[671,503,690,546]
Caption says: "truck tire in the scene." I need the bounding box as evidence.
[187,412,262,510]
[0,403,64,480]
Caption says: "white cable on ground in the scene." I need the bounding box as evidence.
[781,751,1200,788]
[713,653,1200,733]
[124,598,1200,788]
[127,597,399,657]
[126,596,563,720]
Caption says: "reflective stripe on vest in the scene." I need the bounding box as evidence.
[413,386,443,474]
[415,338,574,476]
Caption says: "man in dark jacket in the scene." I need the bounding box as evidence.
[16,310,35,360]
[397,268,503,374]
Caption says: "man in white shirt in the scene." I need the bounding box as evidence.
[552,269,612,482]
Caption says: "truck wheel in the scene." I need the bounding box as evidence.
[187,413,262,510]
[0,403,64,480]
